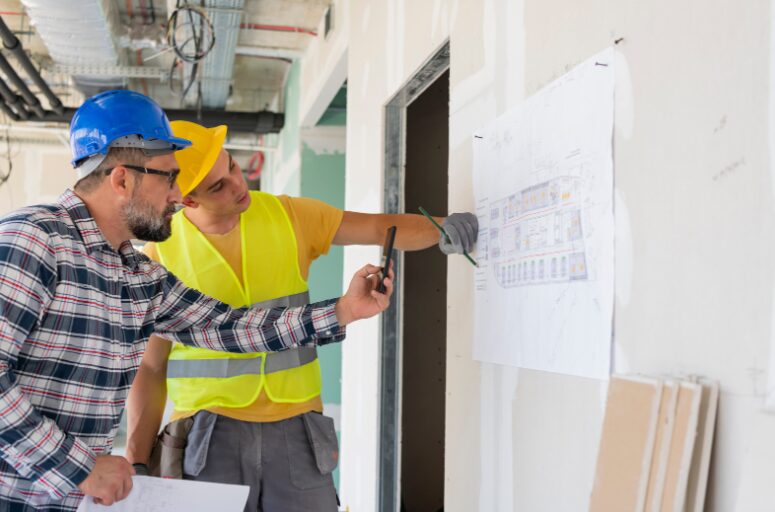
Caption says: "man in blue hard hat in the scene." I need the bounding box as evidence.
[0,90,394,511]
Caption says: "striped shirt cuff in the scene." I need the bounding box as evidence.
[310,300,345,346]
[35,436,96,499]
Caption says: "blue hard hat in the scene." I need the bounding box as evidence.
[69,89,191,167]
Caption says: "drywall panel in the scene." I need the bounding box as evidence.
[733,410,775,511]
[659,382,701,512]
[645,381,679,512]
[448,2,526,508]
[448,0,772,510]
[589,376,662,512]
[685,380,719,512]
[510,369,604,512]
[334,0,775,511]
[339,1,457,510]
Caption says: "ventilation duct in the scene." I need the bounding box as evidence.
[20,0,124,95]
[175,0,244,108]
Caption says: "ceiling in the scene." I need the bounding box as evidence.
[0,0,331,114]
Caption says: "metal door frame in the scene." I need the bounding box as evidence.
[378,40,450,512]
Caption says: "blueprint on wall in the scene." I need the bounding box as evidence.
[472,48,615,379]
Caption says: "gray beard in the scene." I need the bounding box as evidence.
[123,195,175,242]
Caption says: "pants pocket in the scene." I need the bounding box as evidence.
[286,413,339,490]
[302,412,339,475]
[148,416,194,479]
[182,411,218,477]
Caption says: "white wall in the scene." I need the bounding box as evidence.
[298,0,348,128]
[299,0,775,510]
[339,2,456,509]
[0,143,76,218]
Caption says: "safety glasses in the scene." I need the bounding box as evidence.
[106,165,180,189]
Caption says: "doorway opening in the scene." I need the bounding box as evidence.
[380,42,450,512]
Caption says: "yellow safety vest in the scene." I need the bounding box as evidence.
[156,191,322,412]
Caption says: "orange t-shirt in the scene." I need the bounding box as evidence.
[144,194,344,423]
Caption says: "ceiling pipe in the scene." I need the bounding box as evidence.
[0,76,28,119]
[169,109,284,133]
[239,23,317,36]
[0,123,277,151]
[0,52,44,117]
[0,16,64,115]
[0,98,18,120]
[235,45,302,61]
[25,107,285,134]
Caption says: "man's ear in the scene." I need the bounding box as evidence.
[107,166,133,199]
[181,195,199,209]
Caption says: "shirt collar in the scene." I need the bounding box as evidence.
[118,241,145,270]
[57,189,146,269]
[58,189,111,253]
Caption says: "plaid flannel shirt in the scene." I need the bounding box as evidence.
[0,190,344,510]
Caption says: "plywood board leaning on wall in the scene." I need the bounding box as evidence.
[589,375,662,512]
[684,379,719,512]
[658,382,702,512]
[644,380,679,512]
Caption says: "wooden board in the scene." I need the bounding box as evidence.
[644,380,678,512]
[589,375,663,512]
[659,381,702,512]
[684,379,719,512]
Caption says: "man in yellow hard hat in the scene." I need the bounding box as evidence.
[124,121,478,511]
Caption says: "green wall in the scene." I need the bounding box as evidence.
[301,144,345,405]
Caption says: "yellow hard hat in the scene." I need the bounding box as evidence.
[170,120,227,196]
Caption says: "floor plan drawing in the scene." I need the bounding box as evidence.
[488,176,588,289]
[472,48,615,379]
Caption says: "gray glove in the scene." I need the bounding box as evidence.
[439,212,479,255]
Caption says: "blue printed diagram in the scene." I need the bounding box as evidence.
[485,176,588,288]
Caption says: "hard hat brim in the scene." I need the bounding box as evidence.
[168,135,193,150]
[181,125,227,196]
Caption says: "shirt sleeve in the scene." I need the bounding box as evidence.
[153,270,346,351]
[282,196,344,262]
[0,220,96,500]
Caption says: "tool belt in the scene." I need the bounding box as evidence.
[147,416,194,479]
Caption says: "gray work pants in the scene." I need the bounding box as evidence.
[182,411,339,512]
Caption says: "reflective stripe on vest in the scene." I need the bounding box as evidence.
[167,346,318,378]
[166,291,316,379]
[156,192,320,411]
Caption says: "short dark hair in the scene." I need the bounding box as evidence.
[74,147,150,193]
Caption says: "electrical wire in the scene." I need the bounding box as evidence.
[166,4,215,63]
[165,3,215,105]
[245,149,264,181]
[0,129,13,189]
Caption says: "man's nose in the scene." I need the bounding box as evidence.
[169,181,183,204]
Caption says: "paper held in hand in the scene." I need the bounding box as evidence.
[76,475,250,512]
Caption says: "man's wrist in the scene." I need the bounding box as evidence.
[132,463,148,476]
[335,298,352,326]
